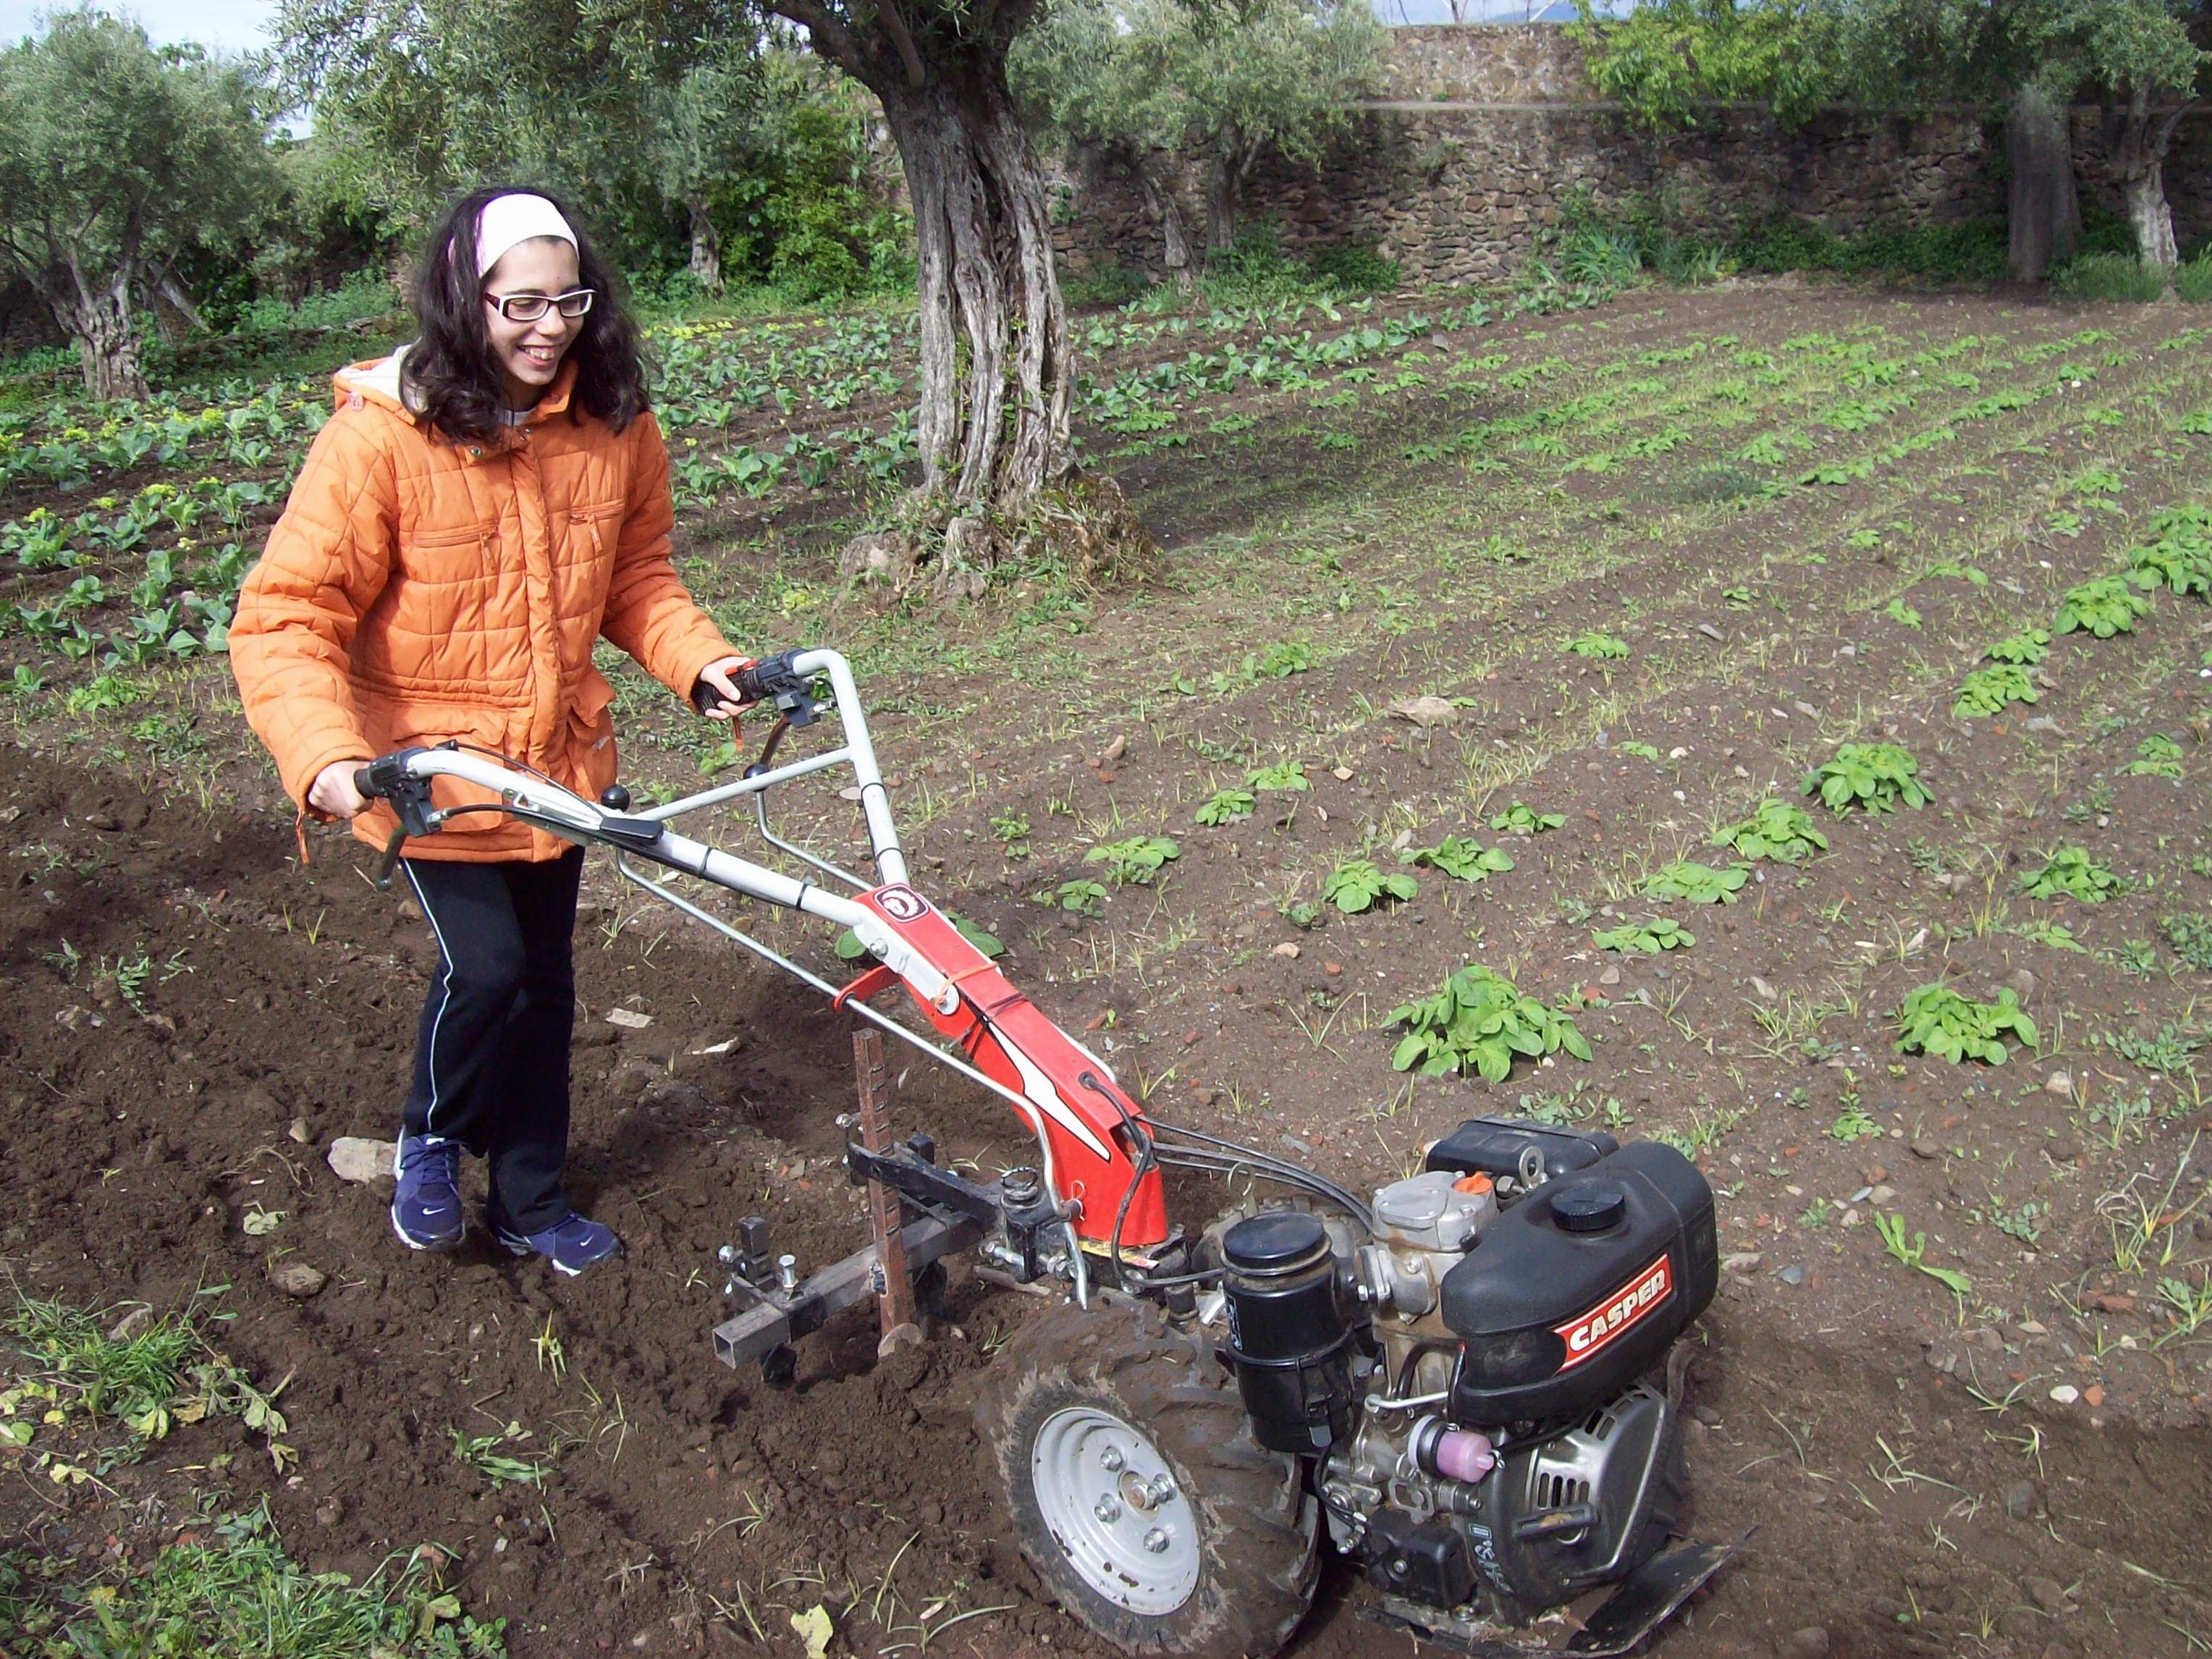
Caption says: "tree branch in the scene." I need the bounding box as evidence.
[875,0,928,93]
[764,0,864,81]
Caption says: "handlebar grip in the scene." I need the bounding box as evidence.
[353,766,380,801]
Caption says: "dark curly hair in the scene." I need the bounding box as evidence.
[402,183,649,444]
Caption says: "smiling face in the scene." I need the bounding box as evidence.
[480,237,583,409]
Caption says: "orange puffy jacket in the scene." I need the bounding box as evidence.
[230,351,738,863]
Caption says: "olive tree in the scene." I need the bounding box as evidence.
[0,9,276,399]
[1573,0,2205,282]
[2082,1,2207,274]
[1018,0,1382,279]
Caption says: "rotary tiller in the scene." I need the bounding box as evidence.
[354,647,1736,1659]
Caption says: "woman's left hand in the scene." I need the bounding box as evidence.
[693,655,756,721]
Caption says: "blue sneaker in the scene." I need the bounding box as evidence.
[491,1208,622,1277]
[391,1135,465,1251]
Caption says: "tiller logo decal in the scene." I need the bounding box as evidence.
[1555,1256,1672,1369]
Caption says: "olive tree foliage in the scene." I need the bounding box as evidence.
[273,0,765,267]
[1566,0,1830,130]
[1014,0,1385,282]
[0,9,276,399]
[1570,0,2208,281]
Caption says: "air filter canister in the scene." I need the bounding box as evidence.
[1220,1212,1362,1454]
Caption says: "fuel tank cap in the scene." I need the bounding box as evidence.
[1552,1179,1627,1233]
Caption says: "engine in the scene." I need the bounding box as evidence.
[1206,1118,1718,1633]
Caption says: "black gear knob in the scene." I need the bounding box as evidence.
[599,784,632,811]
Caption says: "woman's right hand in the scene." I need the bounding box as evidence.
[308,760,371,819]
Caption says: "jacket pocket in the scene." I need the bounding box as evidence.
[363,701,519,837]
[564,670,619,803]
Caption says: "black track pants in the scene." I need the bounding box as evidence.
[399,848,585,1233]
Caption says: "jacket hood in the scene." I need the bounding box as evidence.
[332,345,418,416]
[331,345,578,430]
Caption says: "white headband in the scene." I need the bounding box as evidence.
[473,193,577,280]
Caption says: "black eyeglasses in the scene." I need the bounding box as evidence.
[484,287,596,323]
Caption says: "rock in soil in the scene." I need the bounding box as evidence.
[2002,1479,2040,1519]
[1781,1627,1831,1659]
[327,1136,395,1183]
[267,1260,327,1299]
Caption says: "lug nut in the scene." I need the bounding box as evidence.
[1143,1527,1170,1554]
[1099,1446,1126,1473]
[1148,1476,1177,1506]
[1094,1495,1122,1524]
[716,1244,738,1266]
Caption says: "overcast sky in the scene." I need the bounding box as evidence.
[0,0,278,53]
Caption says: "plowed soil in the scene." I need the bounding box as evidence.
[8,279,2212,1659]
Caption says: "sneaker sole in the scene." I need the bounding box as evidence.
[390,1207,465,1253]
[493,1229,615,1277]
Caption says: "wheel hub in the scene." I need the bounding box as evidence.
[1031,1406,1202,1614]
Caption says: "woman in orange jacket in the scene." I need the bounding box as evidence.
[231,186,753,1275]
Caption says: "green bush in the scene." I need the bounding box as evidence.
[1306,239,1401,293]
[2051,253,2169,303]
[1064,266,1152,308]
[1559,226,1645,288]
[2178,253,2212,305]
[1731,211,2007,285]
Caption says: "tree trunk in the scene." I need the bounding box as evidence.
[874,69,1069,515]
[40,262,146,401]
[2007,83,2080,283]
[1205,138,1238,261]
[1133,151,1195,288]
[149,273,201,347]
[782,4,1152,590]
[2106,85,2189,278]
[686,193,725,294]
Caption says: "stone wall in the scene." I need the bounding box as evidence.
[1054,24,2212,286]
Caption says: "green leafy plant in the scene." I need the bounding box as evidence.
[2017,845,2124,903]
[1323,858,1419,913]
[1883,597,1922,629]
[1563,630,1629,660]
[1490,801,1564,835]
[1984,628,2050,664]
[1042,879,1108,916]
[1954,662,2038,717]
[1400,836,1514,882]
[1195,787,1256,826]
[1592,918,1695,953]
[2054,573,2150,638]
[1895,983,2038,1065]
[1642,861,1749,904]
[450,1420,550,1487]
[1828,1105,1882,1143]
[1711,798,1828,864]
[991,810,1031,857]
[1805,743,1930,815]
[1247,760,1310,793]
[2128,733,2184,779]
[2164,910,2212,970]
[1086,835,1181,886]
[1618,740,1662,761]
[2014,917,2087,953]
[1388,964,1593,1081]
[2128,505,2212,596]
[1873,1210,1972,1295]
